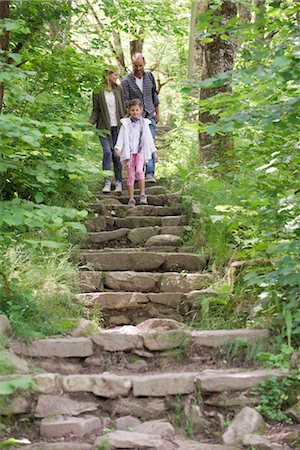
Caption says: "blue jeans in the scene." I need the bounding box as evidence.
[145,117,156,175]
[100,126,122,182]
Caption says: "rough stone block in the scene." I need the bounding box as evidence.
[35,394,98,418]
[40,415,101,439]
[92,328,143,351]
[133,373,196,397]
[11,337,93,358]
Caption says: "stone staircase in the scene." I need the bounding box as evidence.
[1,182,291,449]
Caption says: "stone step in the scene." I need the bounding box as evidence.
[121,179,165,190]
[40,414,101,439]
[9,436,239,450]
[79,271,213,293]
[80,250,208,271]
[92,203,182,217]
[95,185,168,196]
[83,226,185,248]
[11,322,269,357]
[105,214,186,229]
[94,192,180,206]
[86,215,187,232]
[76,291,195,325]
[30,368,285,398]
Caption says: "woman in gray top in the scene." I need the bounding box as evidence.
[90,70,125,192]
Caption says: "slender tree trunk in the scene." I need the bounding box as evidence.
[130,27,144,57]
[62,0,72,47]
[198,1,237,163]
[187,0,208,79]
[0,0,10,113]
[112,30,127,71]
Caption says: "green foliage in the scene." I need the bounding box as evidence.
[91,0,188,46]
[170,396,195,439]
[257,344,294,370]
[254,373,299,423]
[0,349,15,377]
[0,438,31,449]
[0,376,34,396]
[96,441,112,450]
[173,0,300,349]
[0,235,82,338]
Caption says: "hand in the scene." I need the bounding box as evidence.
[154,151,158,162]
[155,112,159,124]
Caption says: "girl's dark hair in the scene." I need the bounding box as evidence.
[128,98,143,109]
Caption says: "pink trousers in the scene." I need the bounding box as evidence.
[126,153,145,186]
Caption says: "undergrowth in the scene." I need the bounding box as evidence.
[0,235,83,338]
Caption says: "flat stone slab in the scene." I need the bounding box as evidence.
[147,292,183,307]
[95,430,177,450]
[31,368,289,400]
[33,373,62,394]
[161,216,186,226]
[94,193,180,206]
[115,398,168,421]
[79,271,102,292]
[104,271,160,292]
[145,234,182,247]
[11,337,93,358]
[191,329,270,347]
[80,251,165,271]
[35,394,98,418]
[133,419,175,437]
[76,292,183,312]
[100,271,211,293]
[132,372,197,396]
[12,444,92,450]
[87,228,128,244]
[80,251,207,272]
[104,204,181,217]
[143,329,190,351]
[196,369,287,392]
[160,226,185,236]
[62,374,132,398]
[115,415,141,430]
[159,272,213,292]
[106,215,187,229]
[92,328,143,351]
[176,438,240,450]
[127,226,160,244]
[0,396,30,415]
[85,216,106,232]
[76,292,149,310]
[40,415,101,439]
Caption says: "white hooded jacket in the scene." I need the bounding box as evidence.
[115,117,156,163]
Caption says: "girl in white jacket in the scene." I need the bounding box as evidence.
[114,99,157,205]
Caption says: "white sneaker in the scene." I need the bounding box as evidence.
[140,194,148,205]
[114,181,122,193]
[102,180,111,193]
[145,173,156,183]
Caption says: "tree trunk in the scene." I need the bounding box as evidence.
[112,30,127,71]
[0,0,10,113]
[130,27,144,57]
[187,0,208,79]
[198,1,237,164]
[62,0,73,47]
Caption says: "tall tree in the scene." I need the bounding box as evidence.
[193,0,238,163]
[0,0,10,112]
